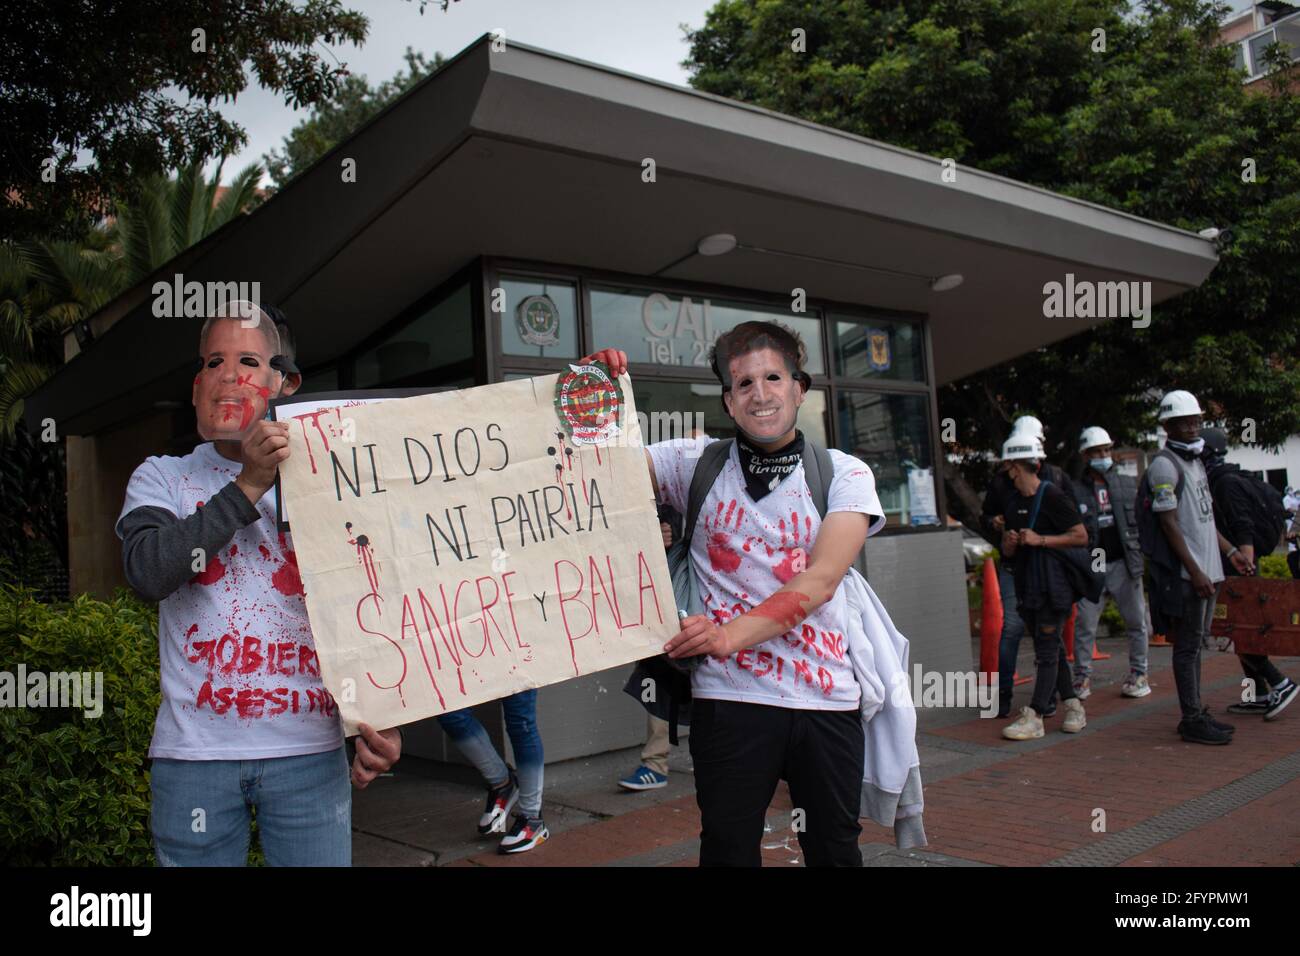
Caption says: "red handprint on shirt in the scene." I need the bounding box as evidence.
[702,499,746,573]
[771,511,812,583]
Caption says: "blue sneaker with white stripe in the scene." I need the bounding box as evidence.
[618,765,668,791]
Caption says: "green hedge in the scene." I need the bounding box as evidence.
[0,587,160,865]
[1258,553,1290,580]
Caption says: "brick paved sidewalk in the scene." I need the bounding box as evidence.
[352,643,1300,867]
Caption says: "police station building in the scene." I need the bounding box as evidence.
[29,35,1216,763]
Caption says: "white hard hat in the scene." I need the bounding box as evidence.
[1078,426,1113,453]
[1010,415,1045,440]
[1158,390,1203,422]
[1003,434,1045,462]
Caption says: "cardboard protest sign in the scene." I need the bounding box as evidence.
[271,387,445,529]
[278,365,677,734]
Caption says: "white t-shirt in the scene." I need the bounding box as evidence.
[117,443,344,759]
[648,436,886,711]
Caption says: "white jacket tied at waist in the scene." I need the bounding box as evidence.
[843,566,926,850]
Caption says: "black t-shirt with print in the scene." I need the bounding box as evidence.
[1005,480,1085,612]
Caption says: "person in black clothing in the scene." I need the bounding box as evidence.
[998,434,1090,740]
[980,417,1080,718]
[1201,428,1298,721]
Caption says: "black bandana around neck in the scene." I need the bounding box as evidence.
[736,430,805,501]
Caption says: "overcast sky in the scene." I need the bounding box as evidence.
[214,0,718,183]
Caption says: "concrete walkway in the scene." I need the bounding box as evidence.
[351,639,1300,867]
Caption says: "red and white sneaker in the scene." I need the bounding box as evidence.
[477,772,519,836]
[498,814,549,854]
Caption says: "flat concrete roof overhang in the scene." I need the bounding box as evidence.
[28,34,1218,436]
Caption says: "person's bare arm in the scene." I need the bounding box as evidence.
[1159,510,1214,597]
[1218,530,1254,574]
[666,511,870,659]
[1018,523,1087,549]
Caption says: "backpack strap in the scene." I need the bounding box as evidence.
[1028,479,1050,530]
[803,441,834,519]
[684,439,734,545]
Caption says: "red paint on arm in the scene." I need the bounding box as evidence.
[748,590,811,631]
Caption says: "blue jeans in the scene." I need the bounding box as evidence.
[438,690,544,818]
[150,747,350,866]
[996,564,1026,710]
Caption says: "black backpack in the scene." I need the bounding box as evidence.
[622,438,835,743]
[1211,469,1289,554]
[1136,448,1183,569]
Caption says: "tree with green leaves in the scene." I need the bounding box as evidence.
[0,0,367,241]
[264,48,444,190]
[684,0,1300,522]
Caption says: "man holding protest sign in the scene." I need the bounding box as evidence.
[583,320,910,867]
[116,303,401,866]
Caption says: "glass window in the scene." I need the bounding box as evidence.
[831,314,925,383]
[1248,30,1278,75]
[354,283,474,388]
[297,366,339,395]
[835,391,939,528]
[632,381,828,449]
[590,286,825,376]
[497,276,579,358]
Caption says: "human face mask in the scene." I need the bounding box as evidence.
[192,318,281,441]
[721,347,806,448]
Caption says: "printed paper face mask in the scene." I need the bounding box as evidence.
[192,317,281,441]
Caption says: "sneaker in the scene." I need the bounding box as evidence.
[1177,714,1232,745]
[1002,706,1044,740]
[1122,673,1151,698]
[1061,698,1087,733]
[1199,707,1234,735]
[477,771,519,836]
[1264,680,1298,721]
[618,765,668,791]
[1226,699,1270,715]
[1073,677,1092,700]
[498,814,549,854]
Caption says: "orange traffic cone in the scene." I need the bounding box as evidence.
[979,556,1003,684]
[1150,633,1171,646]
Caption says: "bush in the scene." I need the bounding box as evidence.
[1258,553,1290,580]
[0,587,160,865]
[1099,598,1125,635]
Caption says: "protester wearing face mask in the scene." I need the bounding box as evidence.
[998,435,1090,740]
[1144,391,1251,745]
[116,302,401,865]
[980,415,1078,718]
[1070,427,1151,700]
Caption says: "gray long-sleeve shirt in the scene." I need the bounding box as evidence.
[117,480,263,602]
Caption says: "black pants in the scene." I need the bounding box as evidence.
[1022,607,1075,716]
[689,699,864,867]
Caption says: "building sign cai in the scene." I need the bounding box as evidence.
[639,292,720,367]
